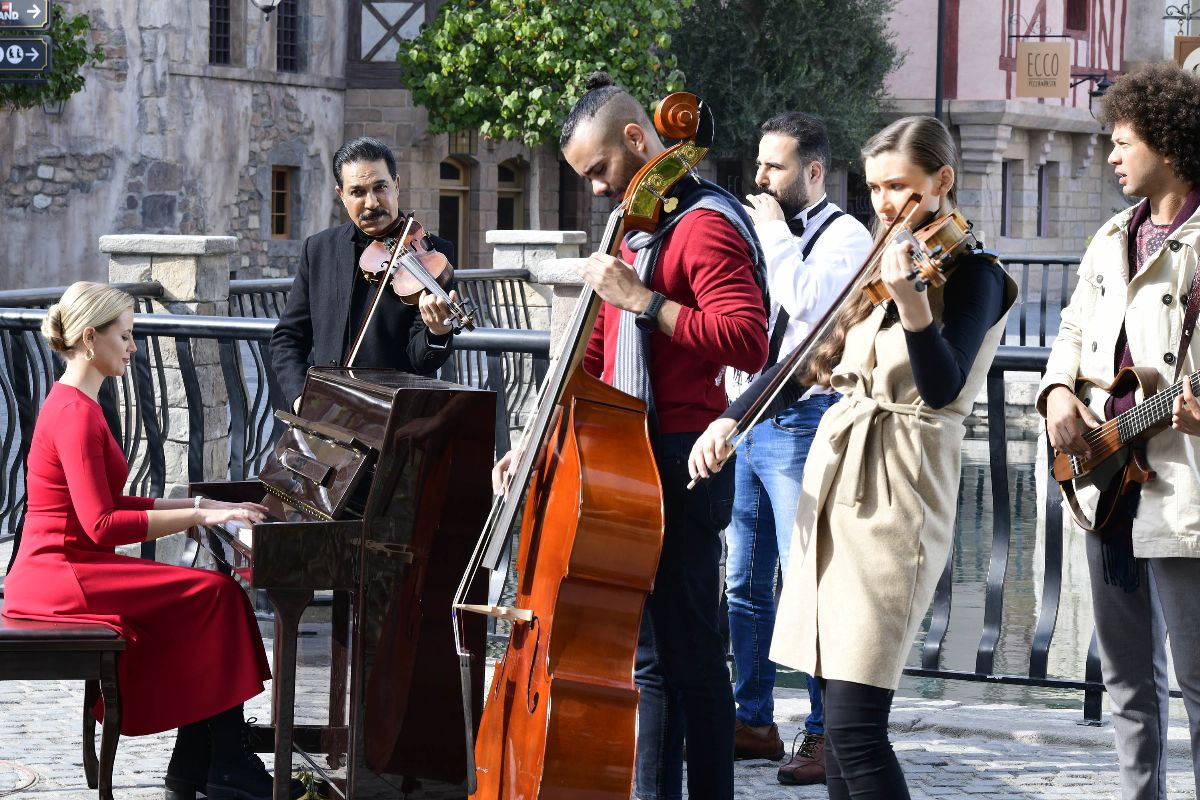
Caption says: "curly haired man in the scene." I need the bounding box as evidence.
[1039,62,1200,799]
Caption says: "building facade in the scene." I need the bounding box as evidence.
[1,0,568,288]
[1,0,1189,290]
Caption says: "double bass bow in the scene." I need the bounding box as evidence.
[451,92,715,799]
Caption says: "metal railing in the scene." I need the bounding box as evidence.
[1,261,1119,722]
[0,308,549,569]
[229,269,543,435]
[900,346,1102,720]
[1003,257,1081,347]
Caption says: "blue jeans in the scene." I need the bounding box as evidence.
[726,394,837,733]
[635,432,736,800]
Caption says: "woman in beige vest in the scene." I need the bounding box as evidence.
[691,116,1017,798]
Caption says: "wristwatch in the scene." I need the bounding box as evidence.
[635,292,666,333]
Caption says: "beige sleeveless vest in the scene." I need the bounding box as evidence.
[770,272,1016,689]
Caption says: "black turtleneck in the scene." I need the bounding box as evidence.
[723,253,1007,419]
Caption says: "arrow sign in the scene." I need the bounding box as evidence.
[0,0,50,30]
[0,34,49,72]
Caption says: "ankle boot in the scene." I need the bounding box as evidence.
[164,720,211,799]
[207,713,306,800]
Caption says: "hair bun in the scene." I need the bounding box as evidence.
[41,304,69,353]
[585,71,615,92]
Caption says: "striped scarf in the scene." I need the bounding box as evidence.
[612,179,767,414]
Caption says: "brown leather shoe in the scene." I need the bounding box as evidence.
[733,720,785,760]
[777,731,826,785]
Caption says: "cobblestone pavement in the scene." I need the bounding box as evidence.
[1,624,1195,799]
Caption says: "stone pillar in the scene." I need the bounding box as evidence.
[527,258,586,360]
[957,123,1014,247]
[486,230,586,333]
[100,235,235,502]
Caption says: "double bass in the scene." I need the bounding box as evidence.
[451,93,716,798]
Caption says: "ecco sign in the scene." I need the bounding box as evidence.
[1016,41,1072,99]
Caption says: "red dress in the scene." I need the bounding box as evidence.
[2,383,271,736]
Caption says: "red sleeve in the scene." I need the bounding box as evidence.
[668,212,768,373]
[583,300,606,380]
[115,496,156,511]
[54,410,149,547]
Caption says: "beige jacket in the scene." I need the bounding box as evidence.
[1038,200,1200,558]
[771,264,1016,689]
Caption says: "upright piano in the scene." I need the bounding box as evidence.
[190,369,494,799]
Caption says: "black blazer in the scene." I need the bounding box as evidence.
[270,221,456,409]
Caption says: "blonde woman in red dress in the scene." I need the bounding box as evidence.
[2,282,296,800]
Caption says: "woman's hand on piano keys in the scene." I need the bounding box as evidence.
[197,500,269,528]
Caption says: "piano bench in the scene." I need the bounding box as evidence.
[0,613,125,800]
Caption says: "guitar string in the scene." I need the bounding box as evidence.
[1079,371,1200,447]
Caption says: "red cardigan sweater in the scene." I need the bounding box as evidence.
[584,209,768,435]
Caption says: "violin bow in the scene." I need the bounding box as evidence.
[687,193,925,489]
[345,216,418,367]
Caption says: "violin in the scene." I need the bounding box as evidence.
[688,194,984,489]
[861,208,977,305]
[346,214,477,366]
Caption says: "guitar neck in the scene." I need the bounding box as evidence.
[1116,369,1200,442]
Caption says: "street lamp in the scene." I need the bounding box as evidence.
[1070,73,1115,121]
[249,0,282,20]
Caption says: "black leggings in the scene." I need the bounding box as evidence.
[819,678,911,800]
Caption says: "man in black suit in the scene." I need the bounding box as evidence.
[271,136,459,411]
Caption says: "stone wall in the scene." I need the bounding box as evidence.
[342,87,563,269]
[101,234,235,502]
[0,0,347,289]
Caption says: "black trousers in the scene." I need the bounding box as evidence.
[820,679,911,800]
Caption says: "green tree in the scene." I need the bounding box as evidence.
[397,0,691,147]
[670,0,901,165]
[0,6,105,111]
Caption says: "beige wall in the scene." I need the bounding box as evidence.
[879,0,1148,256]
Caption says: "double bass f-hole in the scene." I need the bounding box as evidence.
[525,616,541,714]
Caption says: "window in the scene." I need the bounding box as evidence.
[356,0,434,62]
[716,159,744,198]
[1064,0,1087,34]
[209,0,232,65]
[1000,160,1013,238]
[271,167,293,239]
[439,159,470,264]
[276,0,300,72]
[558,160,591,233]
[497,160,525,230]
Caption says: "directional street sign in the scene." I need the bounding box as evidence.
[0,0,51,30]
[0,35,49,73]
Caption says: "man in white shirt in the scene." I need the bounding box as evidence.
[726,112,872,785]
